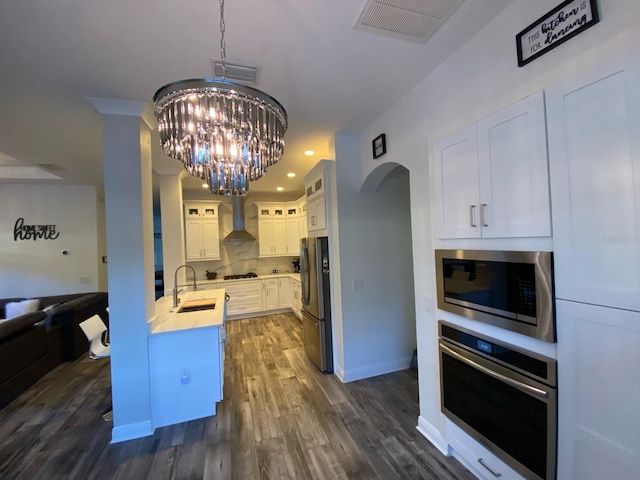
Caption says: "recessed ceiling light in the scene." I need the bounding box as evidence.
[304,150,314,156]
[287,172,296,177]
[276,187,284,191]
[202,183,208,188]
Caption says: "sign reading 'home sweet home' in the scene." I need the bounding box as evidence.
[13,217,60,241]
[516,0,600,67]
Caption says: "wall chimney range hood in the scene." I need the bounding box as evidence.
[224,196,256,241]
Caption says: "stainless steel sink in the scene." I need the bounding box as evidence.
[176,298,217,313]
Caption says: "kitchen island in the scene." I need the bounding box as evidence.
[150,289,226,333]
[148,289,226,428]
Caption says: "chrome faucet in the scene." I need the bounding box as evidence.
[173,265,198,308]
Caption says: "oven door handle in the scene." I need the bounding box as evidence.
[441,344,549,399]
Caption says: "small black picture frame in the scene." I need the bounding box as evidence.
[372,133,386,159]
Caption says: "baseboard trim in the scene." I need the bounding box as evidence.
[334,364,346,383]
[111,420,154,444]
[341,357,411,383]
[417,415,450,456]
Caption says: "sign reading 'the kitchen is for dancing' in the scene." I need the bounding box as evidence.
[516,0,600,67]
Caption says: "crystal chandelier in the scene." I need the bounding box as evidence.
[152,0,287,195]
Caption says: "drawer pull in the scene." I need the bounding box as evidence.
[478,458,501,478]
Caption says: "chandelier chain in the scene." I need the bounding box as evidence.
[219,0,226,79]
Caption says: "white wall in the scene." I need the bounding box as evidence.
[356,0,640,451]
[0,184,99,298]
[333,134,416,382]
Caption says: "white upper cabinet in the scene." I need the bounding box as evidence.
[477,91,551,238]
[433,124,481,238]
[306,195,327,233]
[256,202,298,257]
[305,172,325,202]
[286,217,301,255]
[546,59,640,311]
[258,204,285,218]
[433,92,551,239]
[184,202,221,261]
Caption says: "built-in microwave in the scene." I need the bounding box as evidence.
[435,250,555,343]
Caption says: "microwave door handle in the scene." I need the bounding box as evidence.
[440,344,549,399]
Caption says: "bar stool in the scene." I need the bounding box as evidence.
[79,314,112,420]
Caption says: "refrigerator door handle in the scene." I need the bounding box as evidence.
[301,242,310,305]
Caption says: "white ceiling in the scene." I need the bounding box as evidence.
[0,0,512,198]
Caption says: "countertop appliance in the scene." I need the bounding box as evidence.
[300,236,333,372]
[439,321,557,480]
[435,249,555,342]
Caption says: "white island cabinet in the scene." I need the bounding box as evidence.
[149,289,226,429]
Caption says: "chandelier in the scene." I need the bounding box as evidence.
[152,0,287,195]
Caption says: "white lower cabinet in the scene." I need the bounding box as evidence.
[224,281,262,317]
[290,279,302,320]
[149,326,223,428]
[446,420,522,480]
[199,275,301,317]
[556,300,640,480]
[278,277,291,308]
[263,279,279,310]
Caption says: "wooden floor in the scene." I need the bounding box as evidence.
[0,313,473,480]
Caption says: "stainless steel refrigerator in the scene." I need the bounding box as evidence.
[300,236,333,373]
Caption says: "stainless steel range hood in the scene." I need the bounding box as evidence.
[224,196,256,241]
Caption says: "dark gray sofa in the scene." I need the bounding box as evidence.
[0,292,108,409]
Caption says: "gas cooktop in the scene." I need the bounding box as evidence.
[223,273,258,280]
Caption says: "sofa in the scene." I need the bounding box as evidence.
[0,292,108,409]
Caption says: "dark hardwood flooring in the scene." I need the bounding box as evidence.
[0,313,473,480]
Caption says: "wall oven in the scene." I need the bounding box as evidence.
[435,249,555,342]
[439,321,557,480]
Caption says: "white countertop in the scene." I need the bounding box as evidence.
[150,289,226,334]
[198,272,301,286]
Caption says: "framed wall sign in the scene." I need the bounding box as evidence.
[372,133,386,159]
[516,0,600,67]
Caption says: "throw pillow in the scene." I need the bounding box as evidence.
[4,299,40,320]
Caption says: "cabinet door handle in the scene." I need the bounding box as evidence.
[481,204,488,227]
[470,205,477,227]
[477,458,501,477]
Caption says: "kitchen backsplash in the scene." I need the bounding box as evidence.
[186,198,298,280]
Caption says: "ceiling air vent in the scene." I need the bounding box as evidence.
[355,0,465,43]
[210,59,259,85]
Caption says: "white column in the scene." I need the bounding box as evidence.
[155,168,186,296]
[87,97,155,443]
